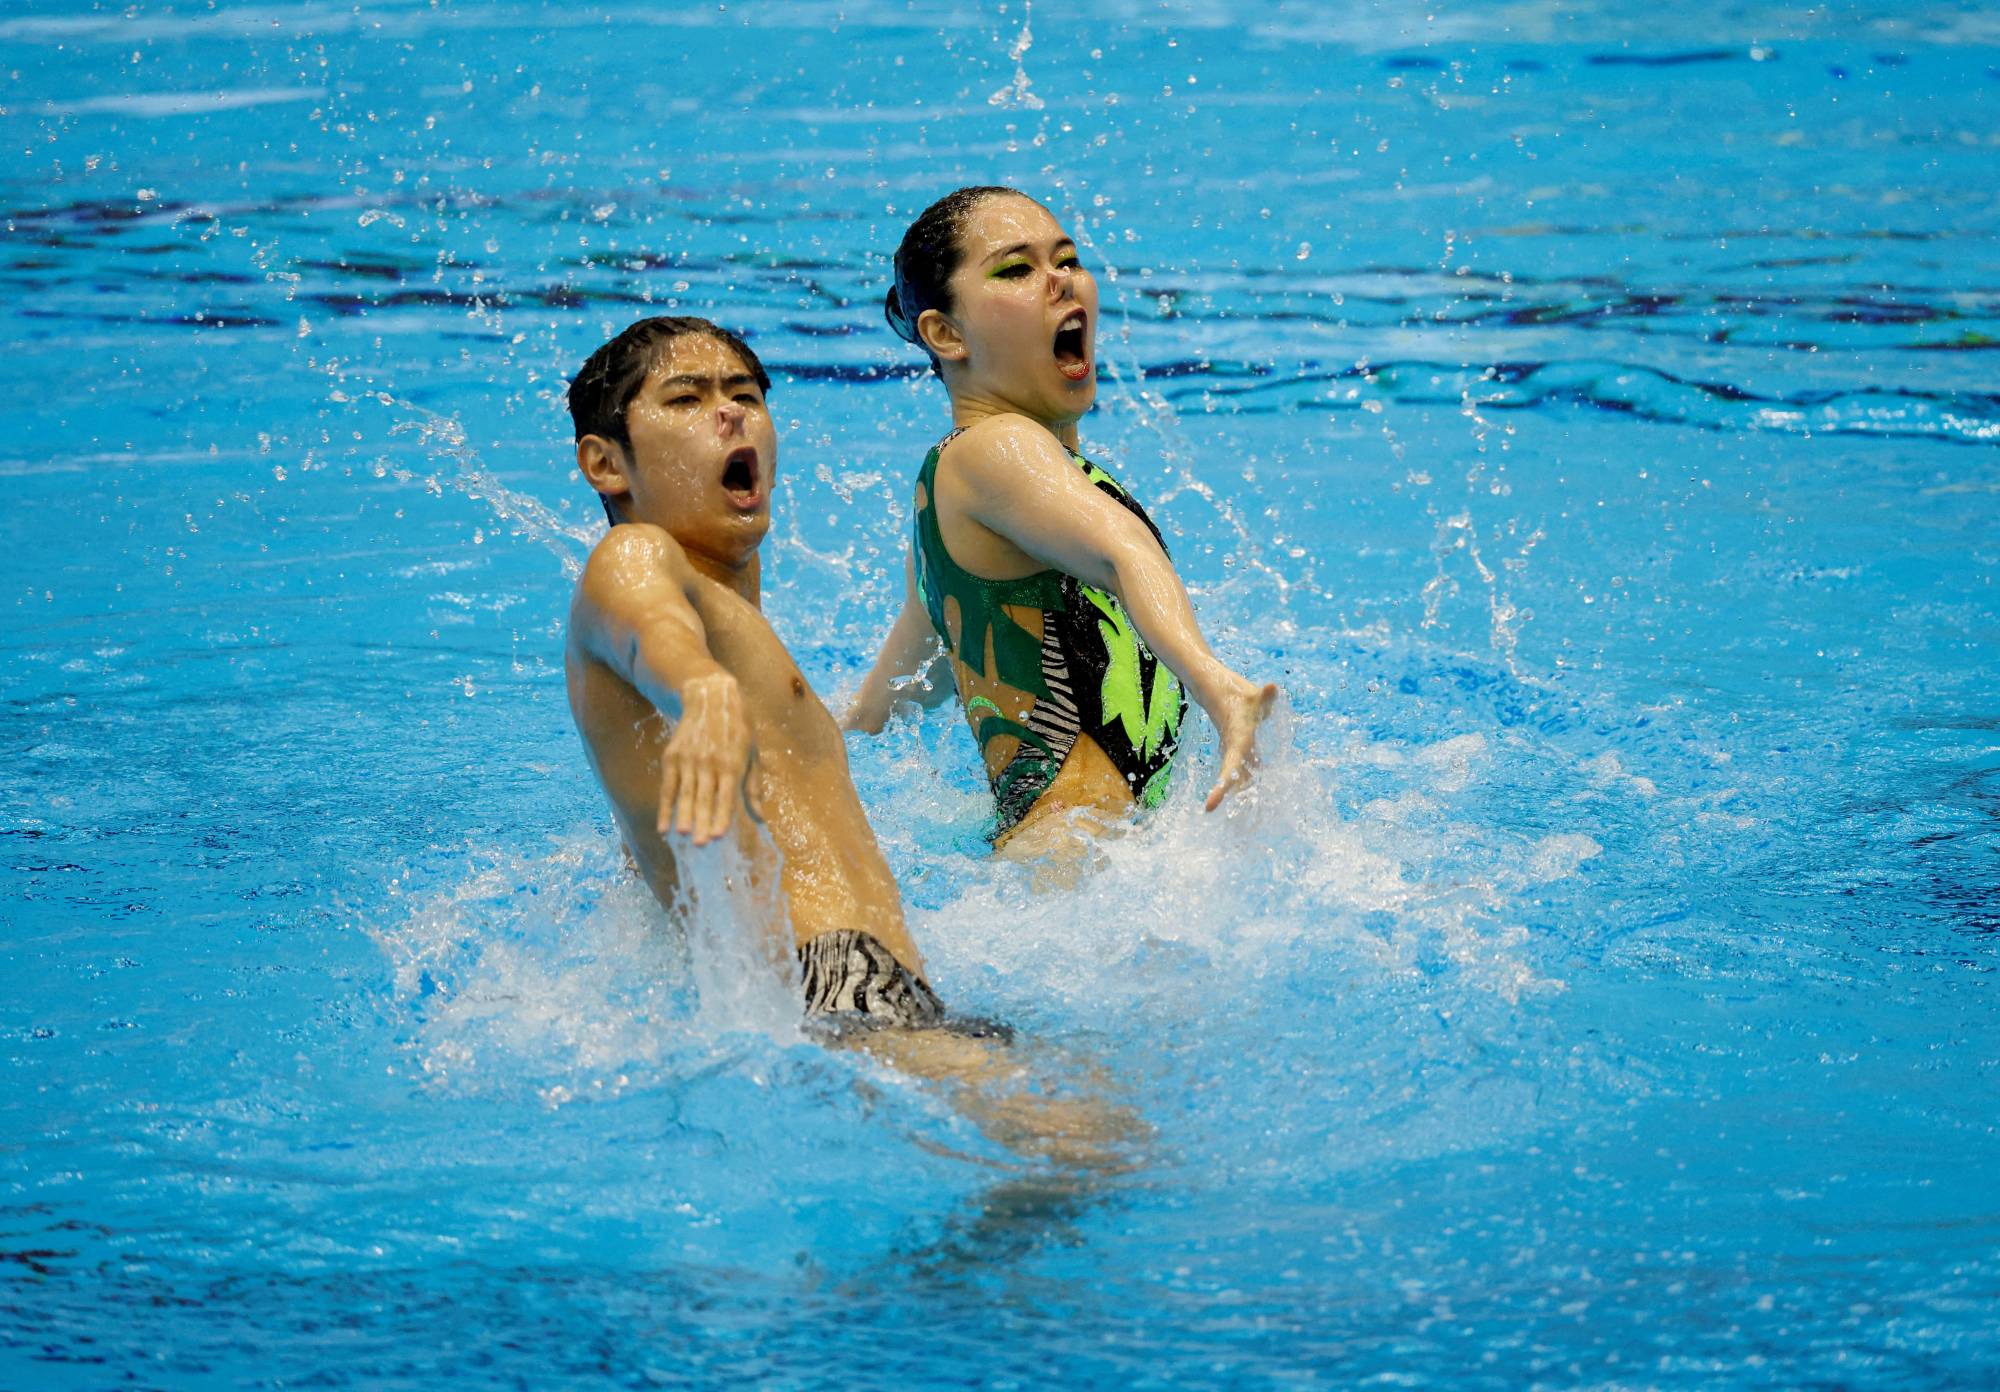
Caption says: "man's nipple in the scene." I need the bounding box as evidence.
[792,674,806,697]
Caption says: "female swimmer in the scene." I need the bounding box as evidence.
[845,186,1277,858]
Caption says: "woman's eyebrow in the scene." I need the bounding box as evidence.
[982,237,1076,265]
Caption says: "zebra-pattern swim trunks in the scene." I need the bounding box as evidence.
[798,929,946,1029]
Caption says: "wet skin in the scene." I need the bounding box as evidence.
[848,195,1278,854]
[563,332,1140,1166]
[566,334,919,972]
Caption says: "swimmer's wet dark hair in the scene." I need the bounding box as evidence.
[567,315,771,524]
[885,185,1032,376]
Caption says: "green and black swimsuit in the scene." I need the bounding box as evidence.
[913,430,1188,838]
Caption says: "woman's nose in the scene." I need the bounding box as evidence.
[718,401,745,431]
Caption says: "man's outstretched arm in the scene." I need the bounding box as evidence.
[571,524,758,845]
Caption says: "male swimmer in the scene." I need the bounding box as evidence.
[846,187,1278,862]
[564,315,946,1030]
[562,313,1140,1165]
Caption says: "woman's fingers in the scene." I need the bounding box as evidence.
[1203,683,1279,812]
[1205,750,1249,811]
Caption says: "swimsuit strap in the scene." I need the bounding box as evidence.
[914,438,1068,699]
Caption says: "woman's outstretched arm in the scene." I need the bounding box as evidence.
[944,415,1277,810]
[843,550,956,734]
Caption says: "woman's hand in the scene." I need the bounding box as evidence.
[1199,673,1279,811]
[847,550,954,735]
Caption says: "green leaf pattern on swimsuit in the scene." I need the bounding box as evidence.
[1080,585,1183,762]
[1078,458,1126,498]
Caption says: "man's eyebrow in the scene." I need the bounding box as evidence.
[655,372,759,390]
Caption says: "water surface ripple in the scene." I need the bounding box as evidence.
[3,3,1997,1388]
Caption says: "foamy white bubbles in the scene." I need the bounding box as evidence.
[373,828,802,1107]
[898,702,1568,1031]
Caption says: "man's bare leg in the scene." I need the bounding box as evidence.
[846,1025,1146,1172]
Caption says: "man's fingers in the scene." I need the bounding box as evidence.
[660,748,757,843]
[690,767,718,845]
[675,766,698,841]
[676,764,704,838]
[705,767,735,844]
[658,761,682,836]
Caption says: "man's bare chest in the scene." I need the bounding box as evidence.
[693,586,837,756]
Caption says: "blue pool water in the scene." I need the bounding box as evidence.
[4,2,1998,1385]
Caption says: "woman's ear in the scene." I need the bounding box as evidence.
[916,307,968,365]
[576,435,631,509]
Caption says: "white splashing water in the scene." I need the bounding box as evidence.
[988,3,1044,110]
[888,703,1569,1023]
[373,828,802,1105]
[675,830,802,1042]
[379,395,600,580]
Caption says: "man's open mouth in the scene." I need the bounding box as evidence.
[721,446,761,508]
[1053,309,1090,381]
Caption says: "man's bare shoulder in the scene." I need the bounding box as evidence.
[579,523,688,599]
[568,524,696,657]
[578,522,700,613]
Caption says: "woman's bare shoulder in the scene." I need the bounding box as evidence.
[940,414,1071,488]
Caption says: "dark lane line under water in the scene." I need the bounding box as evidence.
[2,2,1998,1388]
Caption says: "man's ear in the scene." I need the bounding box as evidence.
[916,308,968,365]
[576,435,631,510]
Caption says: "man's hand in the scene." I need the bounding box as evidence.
[658,672,761,844]
[1202,677,1279,812]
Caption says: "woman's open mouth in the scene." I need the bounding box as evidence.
[720,447,762,509]
[1052,309,1091,382]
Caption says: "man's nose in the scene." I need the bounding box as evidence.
[717,400,746,432]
